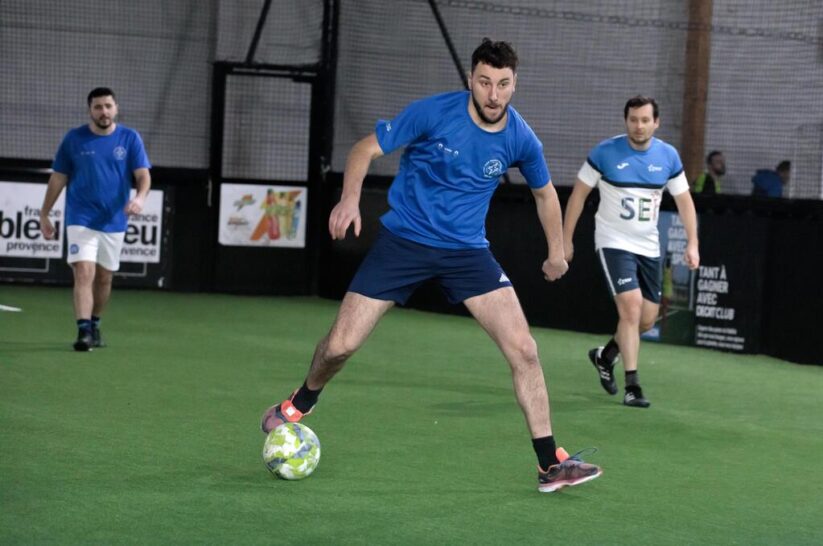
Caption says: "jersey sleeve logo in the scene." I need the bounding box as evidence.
[483,159,503,178]
[113,146,127,160]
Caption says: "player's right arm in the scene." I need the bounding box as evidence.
[329,133,384,240]
[562,178,594,262]
[39,172,68,240]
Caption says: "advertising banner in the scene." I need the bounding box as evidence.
[219,183,307,248]
[0,181,65,258]
[642,211,697,345]
[0,180,170,288]
[121,189,163,263]
[692,215,767,353]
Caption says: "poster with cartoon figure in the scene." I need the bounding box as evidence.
[219,183,307,248]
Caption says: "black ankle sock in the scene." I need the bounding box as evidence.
[91,316,101,329]
[291,380,323,413]
[77,319,92,333]
[532,435,559,471]
[625,370,639,387]
[602,338,620,364]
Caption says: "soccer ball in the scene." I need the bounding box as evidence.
[262,422,321,480]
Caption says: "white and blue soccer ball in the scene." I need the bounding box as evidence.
[262,422,321,480]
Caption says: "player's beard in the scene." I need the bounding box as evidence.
[93,116,114,131]
[628,132,652,148]
[471,95,507,125]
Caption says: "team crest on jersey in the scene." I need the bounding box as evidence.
[113,146,127,160]
[483,159,503,178]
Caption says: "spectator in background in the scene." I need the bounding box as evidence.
[752,160,791,197]
[692,150,725,195]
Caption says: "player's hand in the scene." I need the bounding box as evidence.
[125,196,145,215]
[328,198,361,240]
[542,257,569,282]
[685,243,700,270]
[39,215,55,240]
[563,238,574,262]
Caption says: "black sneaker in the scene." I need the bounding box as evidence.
[588,347,618,395]
[92,327,106,348]
[73,329,93,352]
[623,385,650,408]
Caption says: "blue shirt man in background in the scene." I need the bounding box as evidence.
[261,38,602,493]
[39,87,151,351]
[752,160,791,197]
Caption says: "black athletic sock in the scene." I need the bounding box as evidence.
[77,319,92,334]
[91,315,101,329]
[533,435,559,471]
[291,380,323,413]
[625,370,639,387]
[602,338,620,364]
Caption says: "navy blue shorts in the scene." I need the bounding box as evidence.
[348,227,513,305]
[596,247,662,303]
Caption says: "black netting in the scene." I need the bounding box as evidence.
[332,0,823,197]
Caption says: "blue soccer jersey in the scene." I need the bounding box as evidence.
[577,135,689,256]
[375,90,550,249]
[52,125,151,232]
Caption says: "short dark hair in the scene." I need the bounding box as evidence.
[624,95,659,119]
[471,38,518,73]
[87,87,116,106]
[776,160,791,172]
[706,150,723,163]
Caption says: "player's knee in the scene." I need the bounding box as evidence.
[72,265,95,285]
[509,335,539,367]
[639,317,656,333]
[322,335,358,363]
[617,302,642,325]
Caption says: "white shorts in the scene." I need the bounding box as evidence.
[66,226,125,271]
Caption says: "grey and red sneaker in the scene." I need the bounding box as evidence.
[588,347,618,395]
[260,390,315,434]
[538,448,602,493]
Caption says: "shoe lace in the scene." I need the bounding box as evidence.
[566,447,598,463]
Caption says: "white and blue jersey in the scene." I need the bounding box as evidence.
[52,125,151,232]
[577,135,688,257]
[375,90,550,249]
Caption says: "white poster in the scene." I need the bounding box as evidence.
[0,181,65,258]
[219,183,307,248]
[120,189,164,263]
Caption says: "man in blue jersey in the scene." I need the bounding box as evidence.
[261,39,601,492]
[39,87,152,351]
[563,96,700,408]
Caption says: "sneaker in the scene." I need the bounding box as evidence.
[538,448,603,493]
[260,390,315,434]
[588,347,618,395]
[623,385,650,408]
[73,329,93,352]
[91,327,106,348]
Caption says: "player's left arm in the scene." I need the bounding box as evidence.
[672,190,700,270]
[126,167,151,215]
[531,182,569,282]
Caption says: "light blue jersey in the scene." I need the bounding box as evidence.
[52,125,151,232]
[375,90,550,249]
[578,135,689,256]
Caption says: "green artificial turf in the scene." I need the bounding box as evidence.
[1,285,821,545]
